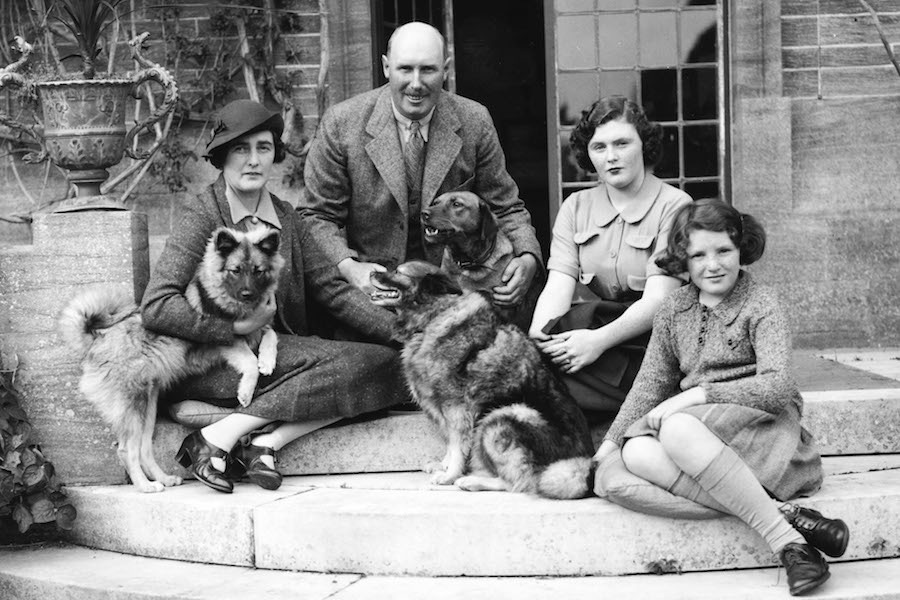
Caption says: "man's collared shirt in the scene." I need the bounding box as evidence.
[391,102,435,151]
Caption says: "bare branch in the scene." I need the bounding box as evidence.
[859,0,900,79]
[234,15,260,102]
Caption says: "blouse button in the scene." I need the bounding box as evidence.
[610,250,617,258]
[611,284,620,291]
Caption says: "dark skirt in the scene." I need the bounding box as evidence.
[542,300,650,411]
[624,400,823,501]
[163,335,406,424]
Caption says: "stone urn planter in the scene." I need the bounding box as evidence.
[0,34,178,212]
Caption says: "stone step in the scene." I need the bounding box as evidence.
[147,389,900,485]
[1,544,899,600]
[61,457,900,577]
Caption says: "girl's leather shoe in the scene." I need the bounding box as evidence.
[780,542,830,596]
[175,431,233,494]
[232,441,282,490]
[781,503,849,558]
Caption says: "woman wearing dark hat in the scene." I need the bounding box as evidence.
[140,99,405,493]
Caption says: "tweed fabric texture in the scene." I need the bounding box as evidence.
[141,176,405,421]
[606,272,823,501]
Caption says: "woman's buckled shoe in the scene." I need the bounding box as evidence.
[175,431,234,494]
[232,441,283,490]
[781,503,849,558]
[780,542,830,596]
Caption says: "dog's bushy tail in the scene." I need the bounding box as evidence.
[538,457,594,500]
[58,287,137,354]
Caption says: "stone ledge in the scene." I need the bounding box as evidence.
[62,462,900,577]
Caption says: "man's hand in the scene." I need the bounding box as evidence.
[492,254,538,307]
[338,258,386,295]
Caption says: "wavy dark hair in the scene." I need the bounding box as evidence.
[207,128,287,170]
[655,198,767,276]
[569,96,664,173]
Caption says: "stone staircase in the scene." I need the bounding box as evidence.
[2,380,900,598]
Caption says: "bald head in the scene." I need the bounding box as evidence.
[386,22,447,60]
[382,21,450,120]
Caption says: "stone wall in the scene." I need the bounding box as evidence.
[731,0,900,348]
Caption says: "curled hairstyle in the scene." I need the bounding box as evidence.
[207,128,287,170]
[655,198,767,276]
[569,96,664,173]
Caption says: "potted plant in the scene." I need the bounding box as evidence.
[0,0,178,212]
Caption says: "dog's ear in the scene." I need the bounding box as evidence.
[419,272,462,297]
[214,228,241,256]
[479,200,499,245]
[255,230,281,257]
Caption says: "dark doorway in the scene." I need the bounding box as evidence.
[452,1,551,257]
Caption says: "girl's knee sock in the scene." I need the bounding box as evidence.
[688,445,804,553]
[666,472,728,513]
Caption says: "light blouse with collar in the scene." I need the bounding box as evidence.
[547,173,690,301]
[224,182,281,230]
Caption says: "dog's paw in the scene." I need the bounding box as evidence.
[258,354,276,376]
[430,470,461,486]
[237,383,255,407]
[423,461,445,474]
[454,476,483,492]
[158,474,183,487]
[136,480,166,493]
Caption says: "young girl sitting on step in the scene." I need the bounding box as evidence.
[592,198,849,596]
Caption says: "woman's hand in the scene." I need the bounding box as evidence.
[233,293,276,335]
[539,328,608,374]
[592,439,620,464]
[645,387,707,431]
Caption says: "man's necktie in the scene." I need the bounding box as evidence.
[404,120,426,259]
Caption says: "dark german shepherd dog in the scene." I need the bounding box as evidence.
[371,261,594,499]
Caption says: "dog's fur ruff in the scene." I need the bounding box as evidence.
[421,190,540,330]
[58,226,284,493]
[371,261,594,499]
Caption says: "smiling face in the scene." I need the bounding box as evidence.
[587,117,645,193]
[222,130,275,197]
[382,23,449,121]
[686,229,742,307]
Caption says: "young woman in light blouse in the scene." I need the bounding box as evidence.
[529,96,691,411]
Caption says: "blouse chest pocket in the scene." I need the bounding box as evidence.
[572,230,602,286]
[723,321,752,356]
[624,232,655,252]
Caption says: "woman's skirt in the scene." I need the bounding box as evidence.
[543,300,650,411]
[163,335,406,426]
[624,400,823,501]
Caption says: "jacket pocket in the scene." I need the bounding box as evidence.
[624,232,655,251]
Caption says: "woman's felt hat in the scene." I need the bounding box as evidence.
[205,100,284,156]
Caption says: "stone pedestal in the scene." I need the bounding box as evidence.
[0,211,149,485]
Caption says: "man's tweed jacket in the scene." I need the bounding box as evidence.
[300,85,542,269]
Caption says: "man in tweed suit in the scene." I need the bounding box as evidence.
[300,22,542,340]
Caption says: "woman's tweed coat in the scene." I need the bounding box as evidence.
[140,176,405,421]
[604,272,823,500]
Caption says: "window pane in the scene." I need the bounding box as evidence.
[598,14,637,68]
[681,0,715,7]
[600,70,638,101]
[681,8,717,63]
[557,0,596,11]
[559,16,598,69]
[684,181,720,201]
[655,126,679,179]
[682,67,717,120]
[559,72,599,126]
[640,0,677,7]
[560,131,597,183]
[641,68,677,121]
[683,124,718,177]
[639,12,677,68]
